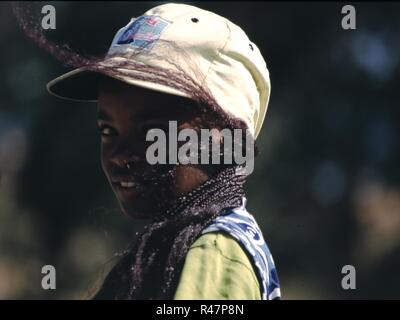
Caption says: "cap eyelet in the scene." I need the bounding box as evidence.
[191,17,199,23]
[249,43,254,51]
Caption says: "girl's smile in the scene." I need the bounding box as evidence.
[97,76,213,219]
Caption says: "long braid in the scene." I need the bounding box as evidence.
[11,4,252,300]
[11,2,247,137]
[94,166,246,299]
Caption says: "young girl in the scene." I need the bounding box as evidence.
[15,2,281,299]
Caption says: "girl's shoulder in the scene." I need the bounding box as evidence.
[197,200,281,300]
[173,231,262,300]
[174,199,281,300]
[189,231,261,276]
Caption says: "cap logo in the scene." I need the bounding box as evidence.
[115,15,170,50]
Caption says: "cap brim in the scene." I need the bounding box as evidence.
[46,66,192,103]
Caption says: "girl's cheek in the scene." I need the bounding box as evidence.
[100,146,111,175]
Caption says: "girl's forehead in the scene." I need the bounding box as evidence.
[97,90,201,122]
[97,77,203,118]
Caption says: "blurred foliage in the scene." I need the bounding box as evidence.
[0,1,399,299]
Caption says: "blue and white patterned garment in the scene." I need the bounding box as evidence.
[201,197,281,300]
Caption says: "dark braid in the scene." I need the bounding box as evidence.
[11,2,247,134]
[93,165,246,299]
[11,3,254,300]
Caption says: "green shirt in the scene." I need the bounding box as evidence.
[173,231,261,300]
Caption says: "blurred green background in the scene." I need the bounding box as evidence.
[0,1,399,299]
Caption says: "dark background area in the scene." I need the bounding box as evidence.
[0,1,399,299]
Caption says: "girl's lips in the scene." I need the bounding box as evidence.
[112,180,137,188]
[112,180,142,201]
[110,165,176,196]
[111,172,153,196]
[111,173,154,186]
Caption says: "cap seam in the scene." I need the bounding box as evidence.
[200,19,232,88]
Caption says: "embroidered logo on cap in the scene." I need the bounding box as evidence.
[116,15,170,50]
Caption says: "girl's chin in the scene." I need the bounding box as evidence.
[112,184,175,219]
[119,199,168,220]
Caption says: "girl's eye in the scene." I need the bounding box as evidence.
[98,124,116,137]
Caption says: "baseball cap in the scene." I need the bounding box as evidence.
[47,3,271,138]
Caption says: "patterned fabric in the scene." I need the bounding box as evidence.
[113,15,170,50]
[201,197,281,300]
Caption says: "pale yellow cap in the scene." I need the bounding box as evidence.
[47,3,271,138]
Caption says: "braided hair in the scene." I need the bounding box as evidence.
[94,165,246,299]
[12,3,256,299]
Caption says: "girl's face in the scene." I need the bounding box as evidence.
[97,78,212,219]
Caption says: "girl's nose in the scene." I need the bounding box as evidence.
[109,143,144,169]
